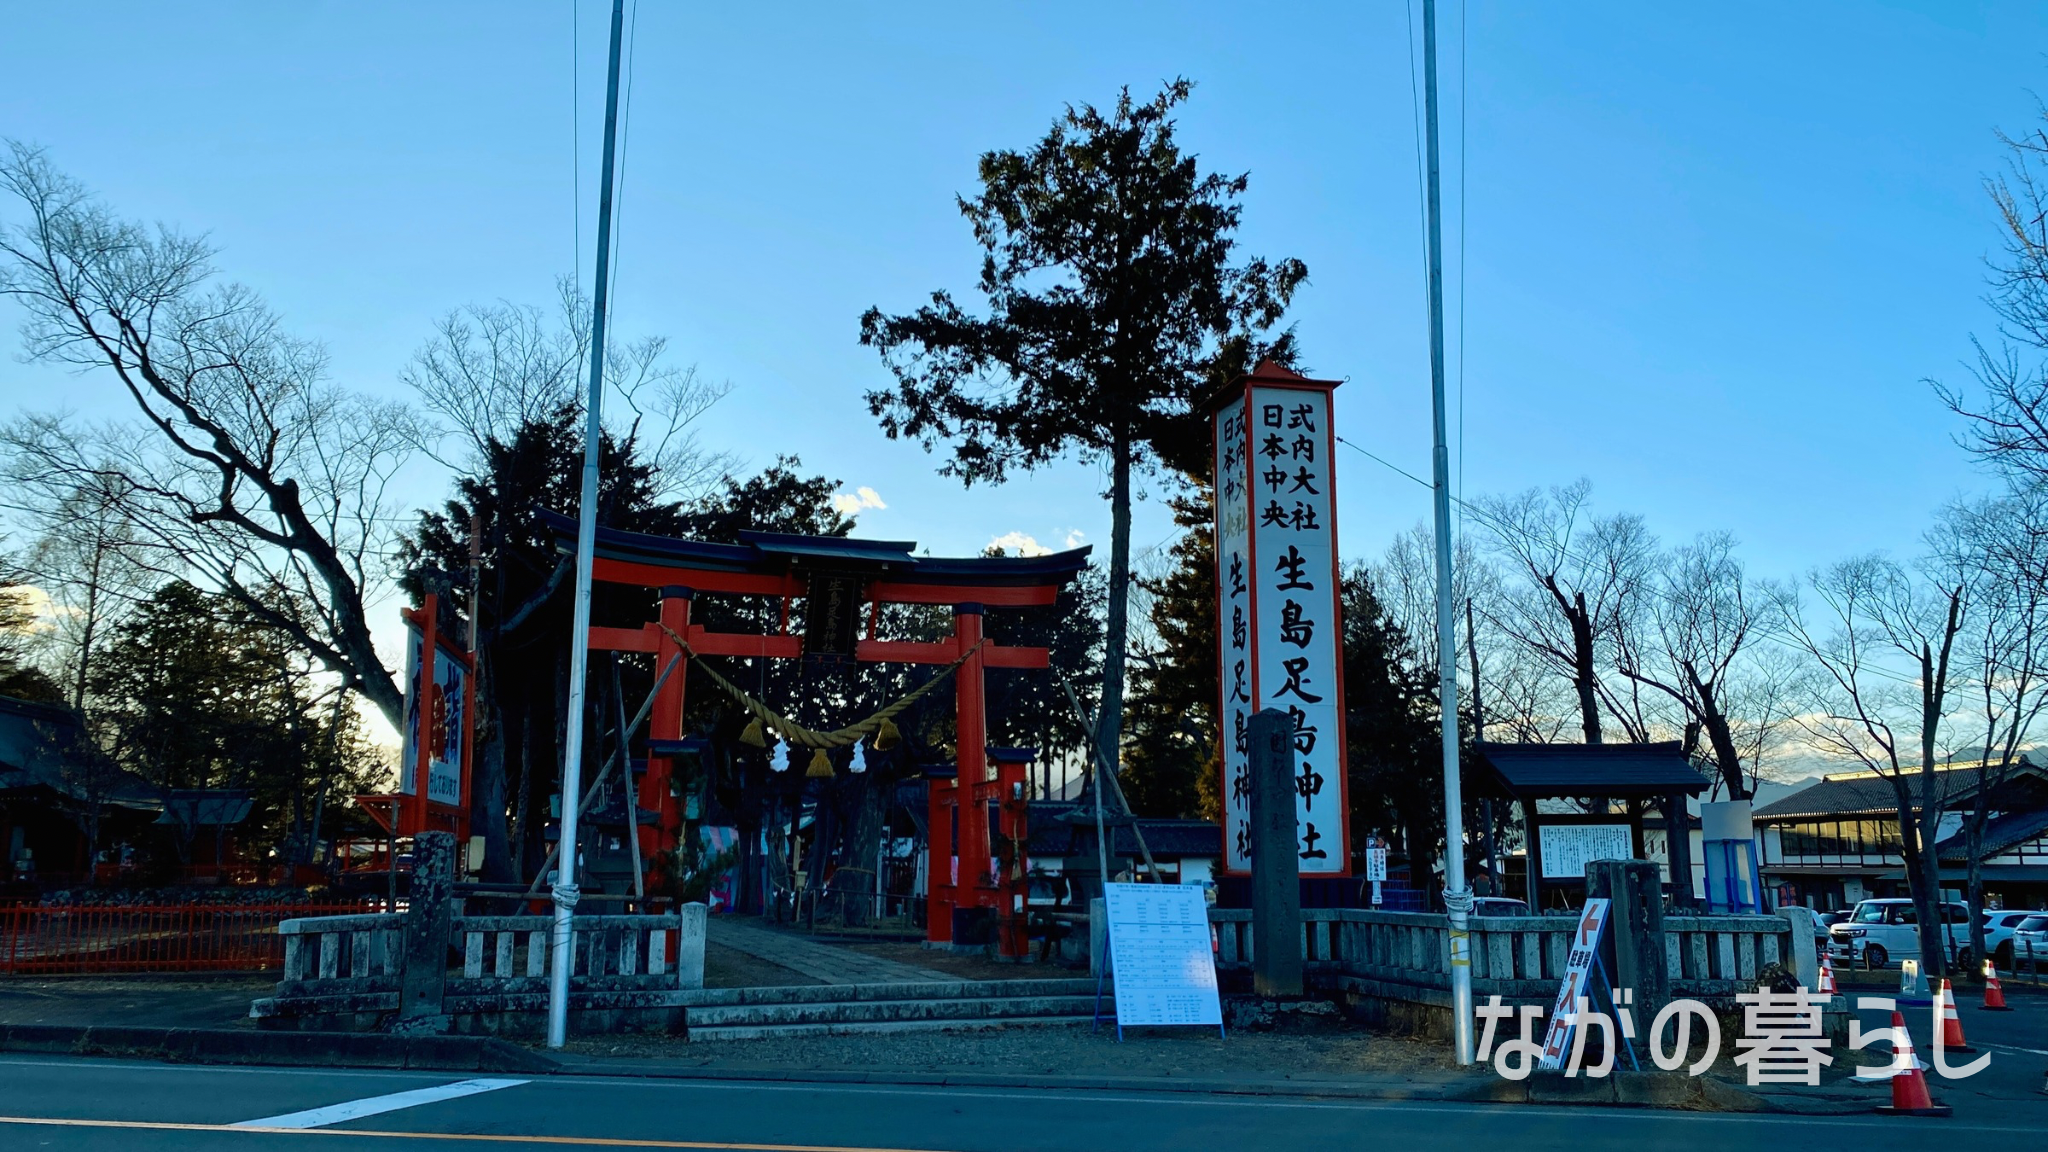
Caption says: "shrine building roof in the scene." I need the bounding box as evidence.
[537,508,1093,586]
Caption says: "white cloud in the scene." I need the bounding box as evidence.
[3,585,72,633]
[831,486,887,516]
[1063,529,1087,550]
[988,531,1053,557]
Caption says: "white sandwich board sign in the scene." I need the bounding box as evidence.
[1099,882,1224,1038]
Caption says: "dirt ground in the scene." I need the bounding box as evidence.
[569,1012,1458,1081]
[0,975,271,1029]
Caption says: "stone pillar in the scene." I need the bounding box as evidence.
[1089,896,1107,977]
[1586,858,1668,1020]
[676,901,708,989]
[398,831,455,1024]
[1521,798,1542,909]
[1780,904,1820,992]
[1662,791,1696,910]
[1248,709,1302,997]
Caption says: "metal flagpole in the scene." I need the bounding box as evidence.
[1421,0,1475,1066]
[548,0,627,1051]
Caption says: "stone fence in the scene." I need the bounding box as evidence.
[252,907,707,1036]
[1203,903,1819,1036]
[249,833,706,1037]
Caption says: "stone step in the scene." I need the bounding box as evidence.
[685,993,1109,1030]
[685,1014,1102,1043]
[677,977,1098,1008]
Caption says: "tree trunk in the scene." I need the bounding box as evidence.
[1098,435,1134,781]
[1966,815,1988,977]
[1570,592,1602,744]
[1687,670,1748,800]
[510,691,533,876]
[1908,799,1941,975]
[1895,781,1943,980]
[72,546,102,712]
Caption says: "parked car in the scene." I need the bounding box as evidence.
[1827,898,1971,970]
[2012,915,2048,973]
[1961,909,2040,972]
[1809,909,1850,947]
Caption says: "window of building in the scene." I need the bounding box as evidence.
[1819,822,1845,855]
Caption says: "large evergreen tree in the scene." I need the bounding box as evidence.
[1340,565,1445,875]
[1122,490,1218,818]
[860,80,1306,785]
[401,406,701,879]
[88,581,382,865]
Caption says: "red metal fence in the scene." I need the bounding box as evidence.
[0,903,378,975]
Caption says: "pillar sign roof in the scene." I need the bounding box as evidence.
[536,508,1091,586]
[1199,358,1345,414]
[1472,741,1709,799]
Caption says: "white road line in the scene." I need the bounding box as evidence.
[1978,1040,2048,1056]
[229,1077,528,1129]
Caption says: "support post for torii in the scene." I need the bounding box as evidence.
[640,587,693,865]
[953,605,991,897]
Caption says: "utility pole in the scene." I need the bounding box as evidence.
[1422,0,1475,1066]
[548,0,626,1051]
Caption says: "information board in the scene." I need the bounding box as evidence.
[1538,823,1634,880]
[1103,882,1224,1030]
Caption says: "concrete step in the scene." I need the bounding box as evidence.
[686,993,1108,1030]
[685,1014,1102,1043]
[677,978,1098,1008]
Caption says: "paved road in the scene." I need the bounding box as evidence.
[0,1053,2038,1152]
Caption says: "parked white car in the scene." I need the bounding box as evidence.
[1827,898,1971,970]
[1964,909,2040,972]
[2012,915,2048,973]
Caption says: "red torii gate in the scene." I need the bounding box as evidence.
[542,512,1090,958]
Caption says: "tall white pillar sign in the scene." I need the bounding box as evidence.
[1210,361,1350,876]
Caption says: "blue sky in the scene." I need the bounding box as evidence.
[2,1,2043,609]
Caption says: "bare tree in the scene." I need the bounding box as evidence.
[1775,554,1968,978]
[1471,480,1657,744]
[405,279,733,500]
[5,472,150,711]
[1937,490,2048,969]
[1612,532,1767,797]
[1374,521,1578,744]
[1938,100,2048,484]
[0,142,414,726]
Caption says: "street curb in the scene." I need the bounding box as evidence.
[546,1057,1477,1101]
[0,1024,559,1074]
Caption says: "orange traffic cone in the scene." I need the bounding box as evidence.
[1876,1010,1951,1117]
[1983,962,2012,1010]
[1938,979,1977,1053]
[1819,951,1839,996]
